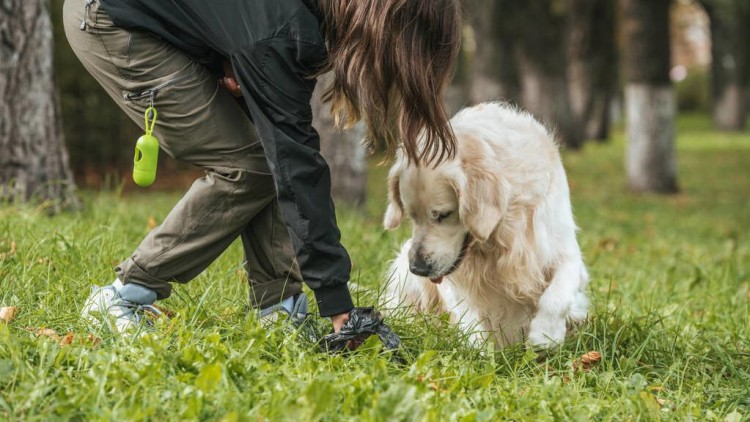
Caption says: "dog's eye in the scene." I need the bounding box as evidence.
[432,210,453,223]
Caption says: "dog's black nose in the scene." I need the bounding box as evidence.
[409,261,433,277]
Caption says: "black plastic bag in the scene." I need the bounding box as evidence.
[321,307,401,353]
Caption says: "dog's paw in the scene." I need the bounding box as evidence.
[527,314,567,349]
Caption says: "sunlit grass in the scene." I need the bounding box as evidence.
[0,114,748,420]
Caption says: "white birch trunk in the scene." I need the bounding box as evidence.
[625,84,678,193]
[713,81,747,131]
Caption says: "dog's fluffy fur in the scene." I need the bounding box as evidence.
[383,102,589,349]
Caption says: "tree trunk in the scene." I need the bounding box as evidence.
[468,1,583,148]
[311,73,367,208]
[0,0,79,212]
[567,0,618,141]
[701,0,750,131]
[444,28,469,114]
[516,53,583,148]
[625,85,677,192]
[621,0,678,193]
[467,0,521,105]
[511,1,584,148]
[51,0,137,177]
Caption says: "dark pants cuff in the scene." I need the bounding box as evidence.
[249,277,303,310]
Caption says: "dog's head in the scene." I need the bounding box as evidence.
[384,133,508,283]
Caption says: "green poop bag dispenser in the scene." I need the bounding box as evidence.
[133,107,159,187]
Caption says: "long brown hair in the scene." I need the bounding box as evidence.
[318,0,462,166]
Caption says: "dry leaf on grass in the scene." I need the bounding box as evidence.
[0,306,19,323]
[0,241,17,259]
[597,238,617,251]
[416,375,444,393]
[59,332,76,346]
[573,351,602,372]
[24,327,101,348]
[151,304,175,319]
[64,333,102,348]
[147,216,159,231]
[27,327,60,340]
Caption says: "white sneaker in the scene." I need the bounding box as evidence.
[81,279,163,335]
[259,294,308,327]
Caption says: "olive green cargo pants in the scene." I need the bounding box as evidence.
[63,0,303,308]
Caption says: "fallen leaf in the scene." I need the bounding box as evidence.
[38,328,59,338]
[0,241,17,260]
[597,238,617,252]
[59,332,76,346]
[573,351,602,372]
[24,328,102,348]
[581,351,602,363]
[151,304,175,319]
[416,375,446,393]
[25,327,61,341]
[0,307,19,323]
[147,216,158,231]
[85,334,102,348]
[60,332,102,348]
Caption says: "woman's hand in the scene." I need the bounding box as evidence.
[218,61,243,97]
[330,312,350,332]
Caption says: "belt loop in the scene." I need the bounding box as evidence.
[80,0,94,31]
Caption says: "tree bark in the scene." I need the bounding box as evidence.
[700,0,750,131]
[567,0,618,141]
[0,0,79,212]
[510,1,584,148]
[621,0,678,194]
[468,1,583,148]
[311,73,367,208]
[467,0,521,105]
[625,85,677,192]
[51,0,137,176]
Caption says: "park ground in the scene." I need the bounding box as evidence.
[0,114,748,420]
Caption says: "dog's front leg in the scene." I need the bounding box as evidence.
[438,284,489,348]
[528,257,589,349]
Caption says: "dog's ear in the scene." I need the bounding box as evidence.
[455,141,508,242]
[383,161,405,230]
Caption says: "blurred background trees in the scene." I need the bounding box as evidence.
[0,0,79,212]
[698,0,750,131]
[312,73,367,207]
[1,0,746,209]
[621,0,678,193]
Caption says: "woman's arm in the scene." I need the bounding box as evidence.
[229,37,354,319]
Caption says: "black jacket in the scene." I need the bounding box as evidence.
[100,0,353,317]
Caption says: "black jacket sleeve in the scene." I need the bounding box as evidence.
[230,37,354,317]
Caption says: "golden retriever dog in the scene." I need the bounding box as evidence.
[383,102,589,349]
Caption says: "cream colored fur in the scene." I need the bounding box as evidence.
[383,102,589,348]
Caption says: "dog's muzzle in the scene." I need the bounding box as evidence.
[420,234,473,284]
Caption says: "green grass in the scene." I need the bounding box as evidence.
[1,114,748,421]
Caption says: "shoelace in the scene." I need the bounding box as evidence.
[111,301,164,325]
